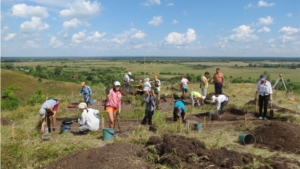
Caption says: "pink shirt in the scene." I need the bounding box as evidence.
[180,78,189,86]
[106,89,122,108]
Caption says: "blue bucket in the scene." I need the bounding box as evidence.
[103,128,114,141]
[89,99,94,105]
[194,123,202,131]
[61,124,71,133]
[239,134,256,145]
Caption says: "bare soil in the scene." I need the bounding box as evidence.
[1,117,11,126]
[41,142,154,169]
[249,121,300,154]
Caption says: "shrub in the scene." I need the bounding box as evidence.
[26,89,45,106]
[1,90,20,110]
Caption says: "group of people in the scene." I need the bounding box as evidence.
[38,68,273,133]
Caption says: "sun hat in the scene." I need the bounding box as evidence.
[39,108,46,118]
[114,81,121,86]
[143,87,151,91]
[260,76,266,81]
[211,95,216,103]
[144,78,149,82]
[81,82,86,86]
[78,102,87,109]
[128,72,132,75]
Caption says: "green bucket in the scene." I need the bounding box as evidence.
[239,134,256,145]
[103,128,114,141]
[194,123,202,131]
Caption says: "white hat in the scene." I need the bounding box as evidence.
[144,78,149,82]
[114,81,121,86]
[39,109,46,118]
[128,72,132,75]
[143,87,151,91]
[78,102,87,109]
[211,95,216,103]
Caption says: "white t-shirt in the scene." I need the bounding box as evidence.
[143,81,151,88]
[215,95,229,110]
[154,79,161,91]
[256,81,273,96]
[123,74,129,83]
[78,108,100,131]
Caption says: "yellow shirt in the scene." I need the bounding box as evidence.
[201,76,208,88]
[190,91,202,98]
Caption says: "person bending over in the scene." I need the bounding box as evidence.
[211,94,229,117]
[173,100,187,123]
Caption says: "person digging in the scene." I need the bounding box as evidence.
[38,99,60,133]
[173,100,187,123]
[211,94,229,118]
[189,91,203,108]
[141,87,155,125]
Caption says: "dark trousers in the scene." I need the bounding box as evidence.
[259,95,270,118]
[141,110,154,125]
[214,83,223,94]
[220,100,229,115]
[173,109,185,122]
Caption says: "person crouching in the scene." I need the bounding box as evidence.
[75,102,100,134]
[173,100,187,123]
[141,87,155,125]
[211,94,229,117]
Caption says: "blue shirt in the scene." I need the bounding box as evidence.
[174,100,186,113]
[41,99,58,109]
[80,86,92,96]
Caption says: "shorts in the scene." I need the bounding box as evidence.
[53,102,59,111]
[201,88,207,97]
[106,107,118,113]
[182,88,188,93]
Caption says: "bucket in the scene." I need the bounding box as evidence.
[89,99,94,105]
[239,134,256,145]
[194,123,202,131]
[42,133,51,141]
[61,124,72,133]
[103,128,114,141]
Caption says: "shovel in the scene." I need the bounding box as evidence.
[270,99,274,118]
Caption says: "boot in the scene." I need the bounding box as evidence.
[141,116,148,125]
[148,115,153,125]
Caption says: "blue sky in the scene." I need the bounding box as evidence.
[1,0,299,57]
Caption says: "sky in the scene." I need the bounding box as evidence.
[1,0,300,57]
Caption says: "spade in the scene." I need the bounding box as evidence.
[270,100,274,118]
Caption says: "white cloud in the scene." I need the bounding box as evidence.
[267,38,275,43]
[258,26,271,33]
[286,13,293,17]
[63,18,82,29]
[148,16,163,26]
[278,27,300,35]
[86,31,106,41]
[225,25,258,42]
[172,19,178,24]
[164,28,197,45]
[258,0,275,7]
[257,16,274,26]
[244,3,252,9]
[4,33,17,41]
[131,31,147,39]
[23,40,39,48]
[72,31,86,43]
[11,4,49,18]
[1,26,9,34]
[49,36,64,48]
[60,0,101,19]
[166,3,174,6]
[142,0,161,6]
[111,38,125,44]
[20,17,49,36]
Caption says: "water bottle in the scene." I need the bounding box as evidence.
[44,127,49,134]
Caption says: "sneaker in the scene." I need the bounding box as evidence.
[258,117,263,120]
[263,117,268,121]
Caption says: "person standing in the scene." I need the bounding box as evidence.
[123,72,132,93]
[173,100,187,122]
[211,94,229,117]
[79,82,92,106]
[153,75,161,110]
[189,91,202,107]
[255,74,273,120]
[200,72,210,105]
[141,87,155,125]
[212,68,224,94]
[180,75,189,99]
[76,102,100,134]
[106,81,122,128]
[38,99,59,132]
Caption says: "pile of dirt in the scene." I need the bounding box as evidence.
[250,122,300,153]
[1,117,11,126]
[41,142,153,169]
[276,107,298,114]
[146,134,257,168]
[258,155,300,169]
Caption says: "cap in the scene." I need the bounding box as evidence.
[39,108,46,118]
[114,81,121,86]
[144,78,149,82]
[260,76,266,81]
[143,87,151,91]
[81,82,86,86]
[154,75,157,79]
[211,95,216,103]
[78,102,87,109]
[128,72,132,75]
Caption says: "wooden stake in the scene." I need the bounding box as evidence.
[101,115,105,129]
[244,114,246,126]
[179,117,182,131]
[204,116,206,129]
[12,124,15,141]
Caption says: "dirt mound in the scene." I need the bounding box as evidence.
[41,142,153,169]
[245,100,280,109]
[258,155,300,169]
[146,134,256,168]
[277,107,298,114]
[250,122,300,153]
[1,117,11,126]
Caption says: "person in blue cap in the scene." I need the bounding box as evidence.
[255,74,273,120]
[173,100,187,122]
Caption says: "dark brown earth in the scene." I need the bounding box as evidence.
[249,121,300,154]
[41,142,153,169]
[1,117,11,126]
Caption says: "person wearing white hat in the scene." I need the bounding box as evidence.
[143,78,151,88]
[75,102,100,134]
[255,74,273,120]
[38,99,60,133]
[141,87,155,125]
[211,94,229,117]
[105,81,122,128]
[123,72,132,93]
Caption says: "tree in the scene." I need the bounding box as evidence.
[54,67,63,75]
